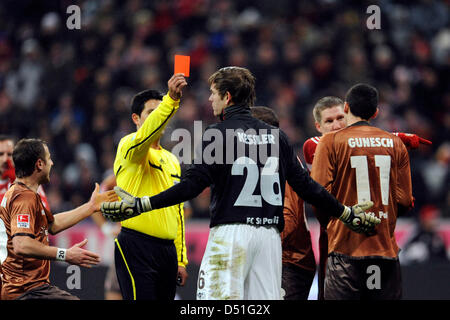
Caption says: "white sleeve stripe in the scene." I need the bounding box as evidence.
[311,137,320,144]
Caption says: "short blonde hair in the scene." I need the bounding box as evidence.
[313,96,344,123]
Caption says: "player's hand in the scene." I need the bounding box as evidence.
[100,186,152,222]
[394,132,432,149]
[177,266,188,287]
[339,201,380,234]
[168,73,188,100]
[88,183,119,213]
[66,239,101,268]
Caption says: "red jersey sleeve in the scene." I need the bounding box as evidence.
[303,136,321,170]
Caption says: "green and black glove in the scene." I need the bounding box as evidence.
[339,201,380,234]
[101,186,152,222]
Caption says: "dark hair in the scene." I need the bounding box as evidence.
[131,89,163,116]
[208,66,256,107]
[250,106,279,127]
[13,138,47,178]
[345,83,378,120]
[313,96,344,123]
[0,135,14,143]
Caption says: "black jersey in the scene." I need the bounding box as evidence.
[150,105,344,231]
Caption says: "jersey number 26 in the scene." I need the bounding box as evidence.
[231,156,282,207]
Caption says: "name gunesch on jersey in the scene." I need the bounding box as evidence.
[348,137,394,148]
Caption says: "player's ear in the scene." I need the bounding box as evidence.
[226,91,232,105]
[370,108,379,120]
[35,158,44,172]
[131,113,140,126]
[343,102,350,114]
[314,121,322,134]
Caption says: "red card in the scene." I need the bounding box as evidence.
[174,55,190,77]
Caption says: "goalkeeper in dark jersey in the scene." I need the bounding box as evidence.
[102,67,379,300]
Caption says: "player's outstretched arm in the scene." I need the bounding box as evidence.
[12,237,100,268]
[101,169,209,222]
[50,183,118,234]
[393,132,432,149]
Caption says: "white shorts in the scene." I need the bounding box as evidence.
[196,223,282,300]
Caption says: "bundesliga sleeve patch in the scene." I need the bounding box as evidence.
[17,214,30,228]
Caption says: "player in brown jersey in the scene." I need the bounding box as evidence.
[311,84,414,299]
[303,97,430,300]
[0,139,117,300]
[0,135,53,299]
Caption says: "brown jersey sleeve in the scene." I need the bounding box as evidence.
[310,132,335,192]
[395,141,414,209]
[310,132,337,226]
[281,182,300,239]
[9,191,41,238]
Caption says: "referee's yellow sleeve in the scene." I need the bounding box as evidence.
[120,93,179,163]
[174,202,188,268]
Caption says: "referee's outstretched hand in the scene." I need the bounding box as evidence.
[168,73,188,101]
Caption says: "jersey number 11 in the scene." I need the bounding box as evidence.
[351,155,391,206]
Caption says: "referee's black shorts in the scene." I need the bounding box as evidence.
[114,227,178,300]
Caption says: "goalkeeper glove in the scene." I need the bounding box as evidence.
[394,132,432,149]
[101,186,152,222]
[339,201,380,234]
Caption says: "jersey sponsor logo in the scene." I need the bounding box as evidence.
[17,214,30,228]
[348,137,393,148]
[246,216,280,226]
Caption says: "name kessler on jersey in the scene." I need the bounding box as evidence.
[348,137,394,148]
[236,132,276,145]
[171,120,281,165]
[183,126,280,165]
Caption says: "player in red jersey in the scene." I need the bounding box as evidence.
[0,136,15,201]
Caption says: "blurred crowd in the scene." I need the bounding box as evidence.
[0,0,448,220]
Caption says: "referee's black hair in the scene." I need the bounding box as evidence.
[131,89,163,116]
[345,83,378,120]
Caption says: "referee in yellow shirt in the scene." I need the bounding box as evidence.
[113,74,188,300]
